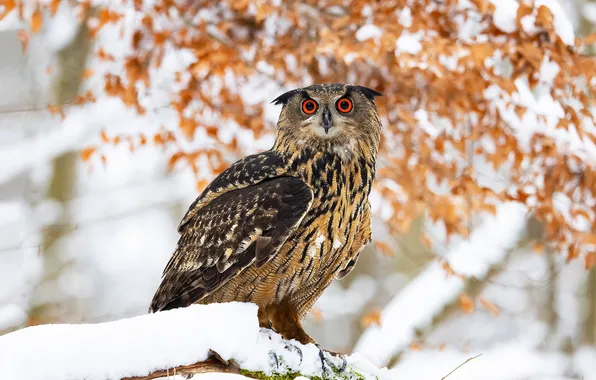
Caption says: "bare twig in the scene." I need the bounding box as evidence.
[441,353,482,380]
[122,358,243,380]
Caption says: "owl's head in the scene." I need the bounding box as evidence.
[271,84,382,158]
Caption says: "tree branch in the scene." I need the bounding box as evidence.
[122,358,242,380]
[354,202,529,367]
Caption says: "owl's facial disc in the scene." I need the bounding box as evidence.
[308,107,343,139]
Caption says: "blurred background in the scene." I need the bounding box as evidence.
[1,0,596,378]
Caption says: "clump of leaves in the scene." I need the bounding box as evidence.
[6,0,596,268]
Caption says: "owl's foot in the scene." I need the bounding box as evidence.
[267,342,304,371]
[317,344,347,376]
[284,342,304,364]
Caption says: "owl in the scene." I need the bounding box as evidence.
[150,83,382,349]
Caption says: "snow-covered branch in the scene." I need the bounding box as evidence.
[0,303,392,380]
[0,104,102,187]
[354,202,529,367]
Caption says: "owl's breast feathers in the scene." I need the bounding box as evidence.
[150,148,374,313]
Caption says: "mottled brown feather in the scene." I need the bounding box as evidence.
[150,173,313,312]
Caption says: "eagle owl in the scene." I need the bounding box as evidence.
[150,83,382,346]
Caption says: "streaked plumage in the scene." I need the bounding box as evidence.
[150,83,382,345]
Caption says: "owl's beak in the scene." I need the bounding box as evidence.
[321,108,333,133]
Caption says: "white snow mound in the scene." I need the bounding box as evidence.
[0,302,392,380]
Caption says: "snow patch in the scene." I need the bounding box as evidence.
[539,55,560,84]
[356,25,382,42]
[535,0,575,46]
[0,303,391,380]
[585,3,596,24]
[398,7,412,28]
[395,32,422,55]
[489,0,519,33]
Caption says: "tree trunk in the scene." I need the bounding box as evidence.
[30,8,93,323]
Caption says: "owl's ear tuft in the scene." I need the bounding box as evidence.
[271,89,300,106]
[354,86,383,101]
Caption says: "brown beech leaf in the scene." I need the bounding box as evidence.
[17,30,29,51]
[458,294,475,314]
[0,0,16,21]
[80,147,96,161]
[586,252,596,270]
[361,309,382,329]
[374,241,393,257]
[479,297,500,317]
[30,8,42,33]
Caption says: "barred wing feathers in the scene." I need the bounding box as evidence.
[150,170,312,312]
[178,151,288,231]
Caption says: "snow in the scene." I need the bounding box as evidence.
[488,0,519,34]
[0,1,593,379]
[0,302,392,380]
[489,0,575,45]
[539,55,560,84]
[536,0,575,45]
[392,343,569,380]
[395,32,422,55]
[585,3,596,24]
[483,73,596,163]
[574,347,596,380]
[0,102,109,187]
[0,201,43,333]
[398,7,413,28]
[356,25,383,42]
[313,275,377,320]
[354,202,528,367]
[0,304,27,332]
[44,2,79,51]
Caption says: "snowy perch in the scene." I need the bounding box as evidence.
[0,302,392,380]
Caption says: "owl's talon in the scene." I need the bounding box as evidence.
[268,350,280,369]
[336,355,347,372]
[316,344,347,375]
[284,342,303,364]
[317,346,328,374]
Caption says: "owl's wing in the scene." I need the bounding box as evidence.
[149,170,312,313]
[178,151,288,231]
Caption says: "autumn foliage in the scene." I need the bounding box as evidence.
[4,0,596,268]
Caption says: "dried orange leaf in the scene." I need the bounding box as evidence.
[374,241,393,256]
[583,33,596,45]
[479,297,501,317]
[30,8,43,33]
[17,30,29,51]
[50,0,60,15]
[310,307,323,323]
[586,252,596,270]
[80,147,96,161]
[441,261,456,276]
[196,178,209,192]
[81,69,94,79]
[458,294,475,314]
[47,104,65,119]
[361,309,382,328]
[0,0,15,21]
[408,342,422,351]
[533,242,544,254]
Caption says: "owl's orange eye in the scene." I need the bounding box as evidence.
[301,99,318,115]
[336,98,353,113]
